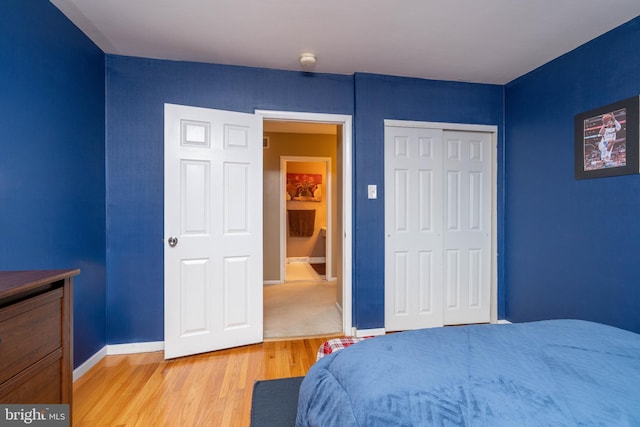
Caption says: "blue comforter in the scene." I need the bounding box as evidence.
[296,320,640,426]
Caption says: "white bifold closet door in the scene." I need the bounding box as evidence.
[384,125,492,331]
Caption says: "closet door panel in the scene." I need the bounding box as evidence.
[443,131,491,325]
[385,127,444,331]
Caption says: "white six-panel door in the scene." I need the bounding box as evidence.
[385,125,492,331]
[384,127,445,330]
[442,130,491,325]
[164,103,263,359]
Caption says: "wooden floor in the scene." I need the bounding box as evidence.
[72,335,338,427]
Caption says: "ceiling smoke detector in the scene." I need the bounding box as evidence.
[299,53,316,68]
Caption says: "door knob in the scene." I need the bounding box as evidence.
[168,237,178,247]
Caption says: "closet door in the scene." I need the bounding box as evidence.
[384,125,492,331]
[384,126,444,331]
[442,131,492,325]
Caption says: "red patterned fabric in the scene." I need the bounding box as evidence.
[317,337,371,361]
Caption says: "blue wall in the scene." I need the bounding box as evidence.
[105,56,354,343]
[105,58,505,343]
[353,74,505,328]
[504,17,640,333]
[0,1,106,366]
[13,2,638,366]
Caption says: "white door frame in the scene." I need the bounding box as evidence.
[281,156,333,281]
[384,119,498,324]
[256,110,353,335]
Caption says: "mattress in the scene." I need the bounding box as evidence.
[296,319,640,426]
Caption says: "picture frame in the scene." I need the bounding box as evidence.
[286,173,322,201]
[575,96,639,179]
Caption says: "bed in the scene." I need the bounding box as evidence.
[296,319,640,426]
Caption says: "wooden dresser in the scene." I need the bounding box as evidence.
[0,269,79,405]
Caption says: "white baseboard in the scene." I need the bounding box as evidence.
[107,341,165,355]
[286,256,326,264]
[73,346,107,382]
[263,280,282,286]
[73,341,165,382]
[353,327,386,337]
[497,319,512,324]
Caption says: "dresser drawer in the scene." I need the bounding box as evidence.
[0,289,62,384]
[0,350,62,404]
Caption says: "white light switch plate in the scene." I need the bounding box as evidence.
[368,185,377,199]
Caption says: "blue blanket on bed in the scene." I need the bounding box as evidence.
[296,320,640,426]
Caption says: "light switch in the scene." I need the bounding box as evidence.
[368,185,377,199]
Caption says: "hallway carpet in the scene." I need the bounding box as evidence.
[264,279,342,339]
[284,261,321,282]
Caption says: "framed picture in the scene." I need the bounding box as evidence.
[286,173,322,201]
[575,96,639,179]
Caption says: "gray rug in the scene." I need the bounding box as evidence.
[250,376,304,427]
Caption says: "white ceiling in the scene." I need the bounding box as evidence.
[51,0,640,85]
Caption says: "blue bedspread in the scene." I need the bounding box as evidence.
[296,320,640,426]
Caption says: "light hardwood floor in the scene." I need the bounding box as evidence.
[73,335,339,427]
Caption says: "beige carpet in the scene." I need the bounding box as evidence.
[264,265,342,338]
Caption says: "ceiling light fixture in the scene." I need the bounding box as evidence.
[300,52,316,68]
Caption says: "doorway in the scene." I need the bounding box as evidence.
[281,156,332,283]
[164,105,352,359]
[258,111,353,338]
[263,155,338,338]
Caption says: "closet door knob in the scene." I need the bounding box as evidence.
[168,237,178,247]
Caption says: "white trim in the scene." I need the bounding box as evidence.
[73,341,165,382]
[287,256,311,264]
[384,119,497,134]
[263,280,281,286]
[353,327,386,338]
[497,319,512,324]
[490,131,499,324]
[107,341,165,355]
[73,346,107,382]
[256,110,353,336]
[384,119,499,326]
